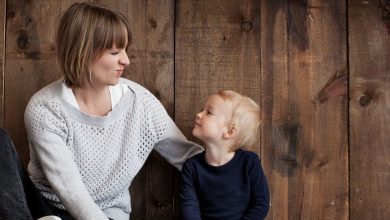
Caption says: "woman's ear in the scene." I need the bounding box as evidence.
[223,124,237,139]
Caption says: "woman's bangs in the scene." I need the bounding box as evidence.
[105,17,129,50]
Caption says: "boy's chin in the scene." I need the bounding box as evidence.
[192,130,202,140]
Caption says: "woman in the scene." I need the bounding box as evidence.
[20,2,202,220]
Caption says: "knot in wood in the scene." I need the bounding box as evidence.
[153,200,167,210]
[359,95,371,107]
[7,11,16,19]
[17,30,29,49]
[380,1,390,20]
[241,21,253,32]
[149,18,157,29]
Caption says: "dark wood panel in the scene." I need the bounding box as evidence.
[349,0,390,219]
[0,0,5,127]
[5,0,81,166]
[2,0,390,219]
[175,0,261,148]
[175,0,261,217]
[94,0,176,219]
[260,0,348,219]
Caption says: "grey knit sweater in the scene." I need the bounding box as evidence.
[24,78,203,220]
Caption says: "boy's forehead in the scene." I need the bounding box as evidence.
[206,95,232,111]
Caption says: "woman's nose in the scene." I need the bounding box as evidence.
[120,50,130,66]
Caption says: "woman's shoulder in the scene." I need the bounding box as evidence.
[119,78,163,107]
[25,79,63,118]
[119,78,149,94]
[28,79,63,104]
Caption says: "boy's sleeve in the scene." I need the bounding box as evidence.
[180,161,202,220]
[243,155,270,220]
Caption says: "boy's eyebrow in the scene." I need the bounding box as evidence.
[206,105,215,111]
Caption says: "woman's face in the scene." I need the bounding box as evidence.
[90,47,130,86]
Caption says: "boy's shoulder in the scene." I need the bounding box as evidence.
[238,149,259,159]
[237,149,261,164]
[183,151,204,166]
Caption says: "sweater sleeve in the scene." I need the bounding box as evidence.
[180,161,202,220]
[25,101,108,220]
[243,155,270,220]
[144,91,203,170]
[153,116,203,171]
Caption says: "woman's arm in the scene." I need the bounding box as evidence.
[29,131,108,220]
[153,116,203,170]
[243,156,270,220]
[25,99,108,220]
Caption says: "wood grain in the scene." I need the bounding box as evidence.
[1,0,389,219]
[0,0,5,127]
[175,0,261,216]
[349,0,390,219]
[5,0,82,166]
[261,0,349,219]
[175,0,261,148]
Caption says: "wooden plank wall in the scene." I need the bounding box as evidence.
[0,0,4,128]
[349,0,390,219]
[261,0,349,219]
[0,0,388,219]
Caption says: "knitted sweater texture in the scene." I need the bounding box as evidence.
[24,78,203,220]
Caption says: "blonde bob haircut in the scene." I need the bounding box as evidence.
[56,3,131,87]
[217,90,261,151]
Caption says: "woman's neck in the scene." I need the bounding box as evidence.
[71,84,112,116]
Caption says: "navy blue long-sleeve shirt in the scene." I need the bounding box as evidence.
[181,149,270,220]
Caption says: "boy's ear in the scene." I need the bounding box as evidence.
[223,125,237,139]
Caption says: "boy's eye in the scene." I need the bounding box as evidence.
[207,110,213,115]
[111,52,119,55]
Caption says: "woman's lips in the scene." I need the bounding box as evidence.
[115,69,124,76]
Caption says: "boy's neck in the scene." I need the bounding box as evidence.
[204,142,236,166]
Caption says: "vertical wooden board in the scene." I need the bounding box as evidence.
[5,0,82,166]
[175,0,261,148]
[175,0,261,217]
[94,0,175,219]
[261,0,348,219]
[349,0,390,219]
[0,0,5,127]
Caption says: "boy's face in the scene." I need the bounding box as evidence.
[193,95,232,144]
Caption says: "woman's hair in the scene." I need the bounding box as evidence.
[217,90,261,151]
[56,3,131,87]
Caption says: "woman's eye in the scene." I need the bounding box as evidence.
[111,52,119,55]
[207,111,213,115]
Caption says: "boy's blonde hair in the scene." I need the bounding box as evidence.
[217,90,261,151]
[56,3,130,87]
